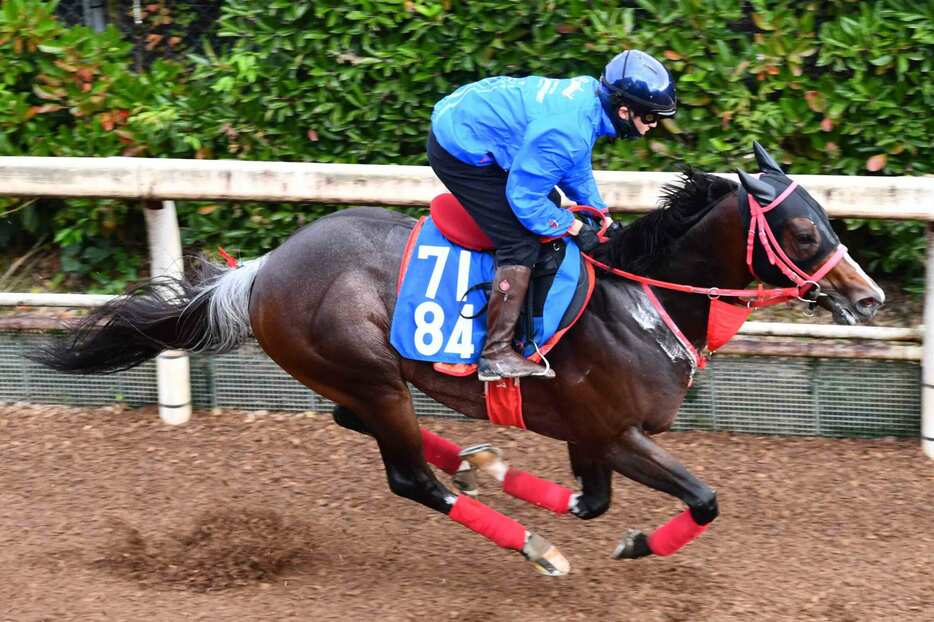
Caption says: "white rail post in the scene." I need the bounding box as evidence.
[143,200,192,425]
[923,223,934,459]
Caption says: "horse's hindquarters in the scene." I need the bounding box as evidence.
[248,207,416,406]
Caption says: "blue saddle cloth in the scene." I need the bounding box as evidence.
[390,217,584,364]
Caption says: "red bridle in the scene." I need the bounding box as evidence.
[745,180,847,291]
[579,183,847,367]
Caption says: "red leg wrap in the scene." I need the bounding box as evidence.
[503,468,572,514]
[420,428,463,475]
[448,495,526,550]
[647,509,709,556]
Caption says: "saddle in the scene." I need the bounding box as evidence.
[429,193,592,352]
[388,194,597,429]
[429,193,495,252]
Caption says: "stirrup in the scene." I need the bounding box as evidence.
[477,357,555,382]
[476,366,504,382]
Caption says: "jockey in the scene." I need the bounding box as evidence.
[427,49,677,382]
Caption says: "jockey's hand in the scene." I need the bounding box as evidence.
[572,221,601,253]
[604,217,623,239]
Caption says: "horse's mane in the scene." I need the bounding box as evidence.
[594,167,738,274]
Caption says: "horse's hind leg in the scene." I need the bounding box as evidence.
[251,258,565,573]
[332,405,369,435]
[333,406,480,496]
[329,394,570,575]
[604,426,718,559]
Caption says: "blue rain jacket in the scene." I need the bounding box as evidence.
[431,75,617,237]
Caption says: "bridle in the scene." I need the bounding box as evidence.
[577,180,848,367]
[743,179,846,305]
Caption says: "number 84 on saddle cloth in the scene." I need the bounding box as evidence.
[389,216,593,369]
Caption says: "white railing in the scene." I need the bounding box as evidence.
[0,157,931,457]
[0,156,932,219]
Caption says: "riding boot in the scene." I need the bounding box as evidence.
[478,265,555,382]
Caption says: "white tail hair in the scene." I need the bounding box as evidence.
[185,255,268,353]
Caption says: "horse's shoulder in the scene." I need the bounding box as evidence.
[583,279,697,376]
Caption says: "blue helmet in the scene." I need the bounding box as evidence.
[599,50,677,136]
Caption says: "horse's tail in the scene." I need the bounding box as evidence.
[30,255,268,374]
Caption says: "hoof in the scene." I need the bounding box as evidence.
[612,529,652,560]
[459,443,499,459]
[451,463,479,497]
[522,532,570,576]
[452,444,504,495]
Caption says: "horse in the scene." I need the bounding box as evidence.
[33,143,884,576]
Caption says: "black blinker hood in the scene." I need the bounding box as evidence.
[738,172,840,287]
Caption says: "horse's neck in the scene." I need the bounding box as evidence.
[632,193,752,347]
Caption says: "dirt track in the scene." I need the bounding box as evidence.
[1,403,931,622]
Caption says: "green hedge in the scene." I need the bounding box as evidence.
[1,0,931,291]
[0,0,184,288]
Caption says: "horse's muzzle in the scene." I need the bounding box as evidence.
[819,289,883,325]
[817,251,885,325]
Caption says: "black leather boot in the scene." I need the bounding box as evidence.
[477,265,555,382]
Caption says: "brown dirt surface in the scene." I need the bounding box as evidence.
[0,403,931,622]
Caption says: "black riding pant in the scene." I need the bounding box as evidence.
[427,128,560,268]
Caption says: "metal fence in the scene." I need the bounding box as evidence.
[1,330,919,438]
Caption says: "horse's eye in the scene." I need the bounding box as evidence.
[796,233,817,245]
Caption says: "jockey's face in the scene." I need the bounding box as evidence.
[618,107,657,135]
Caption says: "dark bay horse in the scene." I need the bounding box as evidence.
[35,144,884,575]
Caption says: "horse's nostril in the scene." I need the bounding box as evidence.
[858,297,880,311]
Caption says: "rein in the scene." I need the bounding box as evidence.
[582,255,801,303]
[580,181,847,367]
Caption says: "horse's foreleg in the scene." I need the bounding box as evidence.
[454,442,612,519]
[604,426,718,559]
[567,441,613,519]
[455,444,579,515]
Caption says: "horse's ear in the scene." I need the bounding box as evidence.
[737,169,778,205]
[752,141,785,175]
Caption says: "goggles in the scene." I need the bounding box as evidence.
[636,110,675,125]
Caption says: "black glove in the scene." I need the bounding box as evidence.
[605,220,623,239]
[574,222,601,253]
